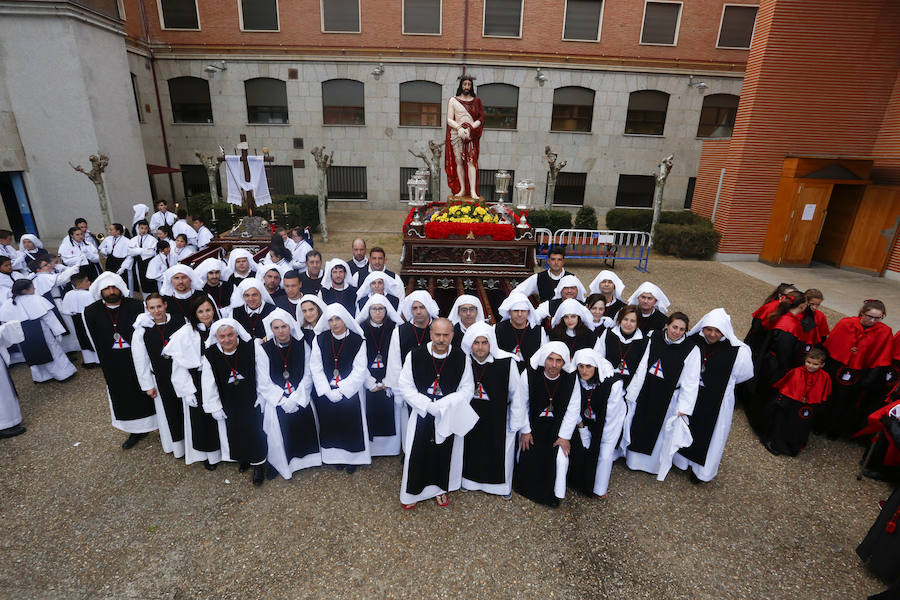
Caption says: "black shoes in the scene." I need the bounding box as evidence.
[203,460,218,471]
[345,465,357,474]
[689,471,703,485]
[121,432,148,450]
[0,424,26,439]
[239,463,250,473]
[252,465,265,487]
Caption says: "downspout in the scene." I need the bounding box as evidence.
[461,0,469,74]
[138,0,177,203]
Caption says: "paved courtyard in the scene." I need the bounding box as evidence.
[1,211,896,599]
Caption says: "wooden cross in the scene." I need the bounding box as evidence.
[217,133,275,217]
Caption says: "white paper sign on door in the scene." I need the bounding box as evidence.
[801,204,816,221]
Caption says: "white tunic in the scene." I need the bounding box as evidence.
[60,289,98,364]
[460,356,521,496]
[0,321,24,429]
[397,344,475,504]
[257,340,322,478]
[559,377,627,497]
[0,296,76,383]
[620,334,700,477]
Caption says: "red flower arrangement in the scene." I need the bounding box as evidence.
[402,202,528,241]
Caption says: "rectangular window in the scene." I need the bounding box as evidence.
[179,164,222,198]
[477,169,516,203]
[158,0,200,30]
[553,172,587,206]
[131,73,144,123]
[400,168,434,202]
[403,0,441,34]
[640,1,681,45]
[73,0,122,19]
[563,0,603,42]
[483,0,522,38]
[615,174,656,208]
[322,0,360,33]
[717,4,757,49]
[240,0,279,31]
[684,177,696,209]
[265,165,295,195]
[327,166,367,200]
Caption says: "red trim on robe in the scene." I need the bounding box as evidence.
[774,366,832,405]
[797,309,830,345]
[773,311,803,338]
[444,97,485,197]
[753,299,781,330]
[854,395,900,467]
[824,318,893,370]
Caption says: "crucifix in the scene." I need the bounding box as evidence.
[217,133,274,217]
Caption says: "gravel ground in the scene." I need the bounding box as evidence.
[1,216,893,599]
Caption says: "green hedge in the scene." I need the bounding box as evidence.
[653,223,722,259]
[528,209,571,233]
[573,206,598,230]
[605,208,713,232]
[185,193,324,233]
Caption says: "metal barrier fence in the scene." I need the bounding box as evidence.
[549,228,651,272]
[534,228,554,261]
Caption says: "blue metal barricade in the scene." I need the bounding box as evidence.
[534,227,553,262]
[552,229,650,272]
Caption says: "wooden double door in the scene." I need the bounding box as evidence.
[761,158,900,275]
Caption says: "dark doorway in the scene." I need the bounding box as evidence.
[0,172,37,238]
[813,184,864,266]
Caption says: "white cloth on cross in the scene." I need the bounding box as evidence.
[224,155,271,206]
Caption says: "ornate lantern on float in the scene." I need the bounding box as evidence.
[492,169,512,223]
[515,179,535,231]
[407,171,429,227]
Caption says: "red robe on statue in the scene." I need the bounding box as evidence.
[445,97,485,197]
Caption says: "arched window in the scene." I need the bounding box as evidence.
[697,93,739,138]
[625,90,669,135]
[245,78,288,124]
[399,81,442,127]
[551,86,594,132]
[167,76,213,123]
[479,83,519,129]
[322,79,365,125]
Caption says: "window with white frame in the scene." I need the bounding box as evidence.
[327,166,367,200]
[717,4,757,48]
[483,0,522,37]
[404,0,441,34]
[399,81,442,127]
[551,86,595,133]
[158,0,199,29]
[168,76,213,123]
[322,79,365,125]
[696,93,739,138]
[552,172,588,206]
[240,0,279,31]
[479,83,519,129]
[563,0,603,42]
[615,175,656,208]
[321,0,360,32]
[625,90,669,135]
[640,1,681,45]
[245,78,289,124]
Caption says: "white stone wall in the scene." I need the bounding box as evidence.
[0,4,151,244]
[137,56,744,213]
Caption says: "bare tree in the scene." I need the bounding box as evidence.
[70,153,111,226]
[311,146,334,242]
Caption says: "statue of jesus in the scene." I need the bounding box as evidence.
[445,75,484,199]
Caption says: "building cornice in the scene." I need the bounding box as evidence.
[127,42,746,77]
[0,1,125,36]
